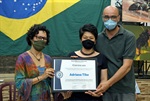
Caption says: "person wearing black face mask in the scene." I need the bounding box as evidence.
[55,24,108,101]
[82,39,95,50]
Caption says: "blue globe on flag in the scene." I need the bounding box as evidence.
[0,0,80,41]
[0,0,46,19]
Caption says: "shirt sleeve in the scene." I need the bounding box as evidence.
[15,54,32,100]
[97,54,107,69]
[67,52,77,57]
[102,54,108,69]
[123,32,136,59]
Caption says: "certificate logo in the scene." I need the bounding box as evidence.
[56,71,63,79]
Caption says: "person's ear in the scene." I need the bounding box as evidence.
[117,15,120,22]
[94,39,97,44]
[30,39,34,44]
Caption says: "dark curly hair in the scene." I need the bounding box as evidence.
[79,24,98,40]
[26,24,50,46]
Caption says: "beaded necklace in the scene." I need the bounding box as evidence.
[30,50,42,61]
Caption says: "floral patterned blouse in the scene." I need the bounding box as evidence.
[15,52,52,101]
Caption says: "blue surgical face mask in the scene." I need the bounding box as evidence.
[104,19,117,30]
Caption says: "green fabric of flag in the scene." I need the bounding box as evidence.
[0,0,110,56]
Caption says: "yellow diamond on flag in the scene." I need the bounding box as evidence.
[135,56,140,60]
[0,0,80,40]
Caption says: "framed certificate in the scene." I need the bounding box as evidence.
[51,57,98,92]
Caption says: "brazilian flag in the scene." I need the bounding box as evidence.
[0,0,110,56]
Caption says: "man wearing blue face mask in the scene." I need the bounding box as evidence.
[95,6,136,101]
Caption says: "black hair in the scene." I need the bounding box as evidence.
[26,24,50,46]
[79,24,98,40]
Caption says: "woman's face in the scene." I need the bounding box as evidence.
[81,31,96,43]
[33,30,47,42]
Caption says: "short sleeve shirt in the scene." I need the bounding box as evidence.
[96,25,136,93]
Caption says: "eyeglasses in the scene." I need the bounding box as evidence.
[35,36,47,41]
[102,15,119,20]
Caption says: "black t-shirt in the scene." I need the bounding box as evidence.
[66,52,107,101]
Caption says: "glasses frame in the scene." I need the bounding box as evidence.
[35,36,47,41]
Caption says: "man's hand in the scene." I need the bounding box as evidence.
[94,81,110,94]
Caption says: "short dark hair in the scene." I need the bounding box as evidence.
[79,24,98,40]
[26,24,50,46]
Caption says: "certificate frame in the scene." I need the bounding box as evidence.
[51,57,98,92]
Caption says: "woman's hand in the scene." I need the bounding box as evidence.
[85,90,103,97]
[61,91,72,100]
[70,56,78,58]
[42,68,54,79]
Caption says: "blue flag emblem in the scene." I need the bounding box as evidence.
[0,0,46,19]
[0,0,80,41]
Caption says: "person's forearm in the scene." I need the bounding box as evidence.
[32,75,45,85]
[100,69,108,83]
[107,65,131,87]
[107,59,133,87]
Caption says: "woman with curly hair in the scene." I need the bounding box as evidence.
[15,24,54,101]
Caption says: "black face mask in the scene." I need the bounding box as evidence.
[82,39,95,49]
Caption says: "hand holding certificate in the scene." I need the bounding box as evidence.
[52,58,97,92]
